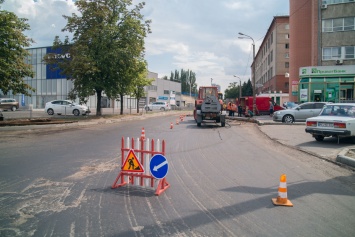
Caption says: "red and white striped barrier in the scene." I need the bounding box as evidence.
[111,136,170,196]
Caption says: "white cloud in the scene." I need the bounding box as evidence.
[2,0,289,93]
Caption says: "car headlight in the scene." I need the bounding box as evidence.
[275,111,281,115]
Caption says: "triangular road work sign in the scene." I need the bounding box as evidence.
[121,149,144,172]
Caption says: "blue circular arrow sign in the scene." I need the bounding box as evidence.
[150,154,168,179]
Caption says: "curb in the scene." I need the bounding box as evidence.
[337,148,355,168]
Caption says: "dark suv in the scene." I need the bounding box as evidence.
[0,98,19,111]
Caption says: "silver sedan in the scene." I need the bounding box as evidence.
[273,102,327,123]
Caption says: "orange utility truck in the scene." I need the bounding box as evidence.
[194,86,226,127]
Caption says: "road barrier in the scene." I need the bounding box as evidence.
[271,174,293,207]
[140,127,145,141]
[111,136,170,196]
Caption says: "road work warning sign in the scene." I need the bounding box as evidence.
[121,149,144,172]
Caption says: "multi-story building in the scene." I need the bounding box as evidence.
[290,0,355,103]
[254,16,290,98]
[0,46,181,110]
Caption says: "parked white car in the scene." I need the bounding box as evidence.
[45,100,90,116]
[145,102,170,111]
[305,103,355,143]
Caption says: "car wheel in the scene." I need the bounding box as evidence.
[73,109,80,116]
[283,115,294,123]
[314,135,324,142]
[145,107,149,111]
[160,107,165,111]
[11,106,17,111]
[47,108,54,115]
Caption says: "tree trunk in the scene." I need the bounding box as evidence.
[120,94,124,115]
[136,98,140,114]
[96,90,102,116]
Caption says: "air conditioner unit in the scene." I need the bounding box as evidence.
[336,59,343,65]
[321,4,327,9]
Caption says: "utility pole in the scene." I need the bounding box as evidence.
[234,75,242,101]
[238,32,256,115]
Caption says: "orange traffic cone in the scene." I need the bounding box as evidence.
[272,174,293,207]
[170,122,173,129]
[140,127,145,141]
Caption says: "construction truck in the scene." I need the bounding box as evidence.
[193,86,226,127]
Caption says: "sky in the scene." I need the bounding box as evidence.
[2,0,290,93]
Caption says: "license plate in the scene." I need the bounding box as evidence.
[318,122,333,127]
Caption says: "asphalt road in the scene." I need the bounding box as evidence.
[0,113,355,236]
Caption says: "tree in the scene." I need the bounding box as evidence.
[224,82,239,99]
[224,78,253,99]
[244,79,253,96]
[169,69,197,95]
[0,1,35,96]
[128,60,153,113]
[44,0,151,116]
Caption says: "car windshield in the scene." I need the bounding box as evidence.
[320,105,355,117]
[283,102,297,108]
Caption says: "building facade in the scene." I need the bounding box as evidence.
[289,0,355,102]
[0,46,182,110]
[145,72,182,107]
[254,16,290,96]
[299,65,355,103]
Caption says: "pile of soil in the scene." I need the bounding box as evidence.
[0,118,77,126]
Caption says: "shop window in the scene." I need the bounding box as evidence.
[326,83,338,102]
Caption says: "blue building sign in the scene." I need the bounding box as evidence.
[158,96,168,100]
[46,47,70,79]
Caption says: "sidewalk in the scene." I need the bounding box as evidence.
[227,115,355,169]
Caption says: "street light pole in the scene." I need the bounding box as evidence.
[211,78,213,86]
[238,32,256,116]
[233,75,242,101]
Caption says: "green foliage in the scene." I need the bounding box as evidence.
[43,0,151,116]
[0,4,35,96]
[224,78,253,99]
[169,69,197,95]
[129,61,153,113]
